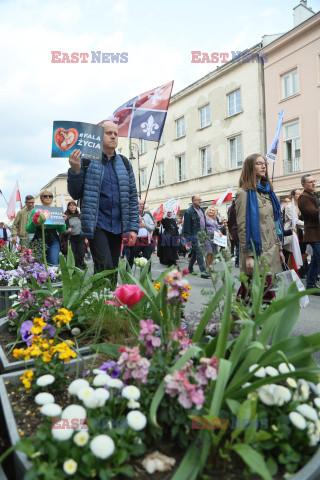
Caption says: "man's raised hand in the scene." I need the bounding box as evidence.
[69,149,82,174]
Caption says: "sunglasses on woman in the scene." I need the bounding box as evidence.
[43,195,53,199]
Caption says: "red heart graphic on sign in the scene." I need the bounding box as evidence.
[36,209,50,220]
[54,127,79,151]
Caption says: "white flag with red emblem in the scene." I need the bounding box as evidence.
[153,204,164,222]
[98,81,174,142]
[6,182,22,219]
[213,187,233,206]
[174,197,180,217]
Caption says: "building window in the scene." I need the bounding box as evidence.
[228,89,241,116]
[283,121,301,174]
[200,147,211,175]
[229,135,242,168]
[176,155,186,182]
[157,162,165,186]
[141,168,147,190]
[139,139,146,154]
[159,132,164,146]
[281,69,298,99]
[199,105,210,128]
[176,117,185,139]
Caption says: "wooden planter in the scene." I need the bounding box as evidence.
[0,317,92,374]
[0,361,91,480]
[0,286,21,314]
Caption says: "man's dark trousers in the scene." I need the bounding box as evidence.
[89,228,122,287]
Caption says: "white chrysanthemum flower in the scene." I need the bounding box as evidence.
[40,403,62,417]
[249,364,266,378]
[106,378,124,389]
[90,435,115,459]
[309,434,319,447]
[68,379,89,396]
[77,386,95,401]
[289,412,307,430]
[35,392,55,406]
[315,383,320,396]
[93,369,103,375]
[36,374,55,387]
[293,380,310,401]
[265,366,278,377]
[314,398,320,409]
[93,374,111,387]
[273,386,291,406]
[63,459,77,475]
[126,410,147,431]
[122,386,141,401]
[51,422,73,441]
[94,388,110,407]
[73,430,89,447]
[71,328,81,337]
[62,405,86,423]
[278,362,295,374]
[286,377,297,388]
[297,404,318,422]
[128,400,141,409]
[257,385,277,406]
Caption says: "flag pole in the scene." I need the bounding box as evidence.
[143,140,161,205]
[271,162,275,184]
[0,191,8,205]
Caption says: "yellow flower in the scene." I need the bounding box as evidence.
[42,351,52,362]
[30,346,42,357]
[34,318,47,328]
[30,325,44,335]
[153,282,161,291]
[20,370,34,389]
[13,348,25,359]
[160,311,163,317]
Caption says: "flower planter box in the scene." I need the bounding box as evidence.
[0,362,90,480]
[0,286,21,314]
[0,317,92,374]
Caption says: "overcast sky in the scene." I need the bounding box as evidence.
[1,0,319,221]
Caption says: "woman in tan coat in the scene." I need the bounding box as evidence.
[235,154,285,301]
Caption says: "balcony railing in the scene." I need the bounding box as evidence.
[283,157,301,175]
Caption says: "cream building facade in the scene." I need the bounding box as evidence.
[260,7,320,197]
[123,45,265,217]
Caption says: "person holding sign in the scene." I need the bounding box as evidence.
[67,121,139,278]
[26,190,66,265]
[235,154,284,302]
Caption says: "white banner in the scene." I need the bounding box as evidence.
[163,197,176,212]
[213,232,227,247]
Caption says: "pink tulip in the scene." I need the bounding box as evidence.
[113,284,144,309]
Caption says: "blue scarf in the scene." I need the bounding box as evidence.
[246,180,281,255]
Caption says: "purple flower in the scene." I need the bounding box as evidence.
[20,320,34,345]
[99,361,122,378]
[43,323,55,338]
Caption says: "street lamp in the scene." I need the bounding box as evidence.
[129,142,141,199]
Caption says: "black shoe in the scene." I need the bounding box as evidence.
[201,273,210,279]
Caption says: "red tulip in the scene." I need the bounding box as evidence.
[113,284,144,309]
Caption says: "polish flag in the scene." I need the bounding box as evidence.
[153,204,164,222]
[213,187,233,206]
[6,182,22,219]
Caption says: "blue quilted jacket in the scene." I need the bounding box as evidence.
[67,154,139,239]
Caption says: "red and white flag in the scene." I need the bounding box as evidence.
[153,204,164,222]
[98,81,174,142]
[6,182,22,219]
[174,196,180,217]
[213,187,233,206]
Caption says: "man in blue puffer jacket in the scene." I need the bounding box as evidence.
[68,121,139,275]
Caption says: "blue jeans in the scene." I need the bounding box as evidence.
[306,241,320,288]
[188,245,207,273]
[46,236,60,266]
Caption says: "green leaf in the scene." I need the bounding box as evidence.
[231,398,253,441]
[209,359,232,417]
[171,431,210,480]
[90,343,123,358]
[115,465,135,477]
[16,438,35,457]
[266,455,278,476]
[213,260,232,360]
[226,398,241,416]
[231,443,272,480]
[192,285,225,343]
[271,281,300,344]
[255,430,272,442]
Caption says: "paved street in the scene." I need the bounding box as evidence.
[147,253,320,362]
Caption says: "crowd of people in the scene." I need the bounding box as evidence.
[4,121,320,297]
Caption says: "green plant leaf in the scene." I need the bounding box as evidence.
[90,343,123,358]
[209,359,232,417]
[171,431,210,480]
[226,398,241,416]
[213,259,232,359]
[271,281,300,344]
[231,443,272,480]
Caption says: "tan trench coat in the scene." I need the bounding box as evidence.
[235,188,282,275]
